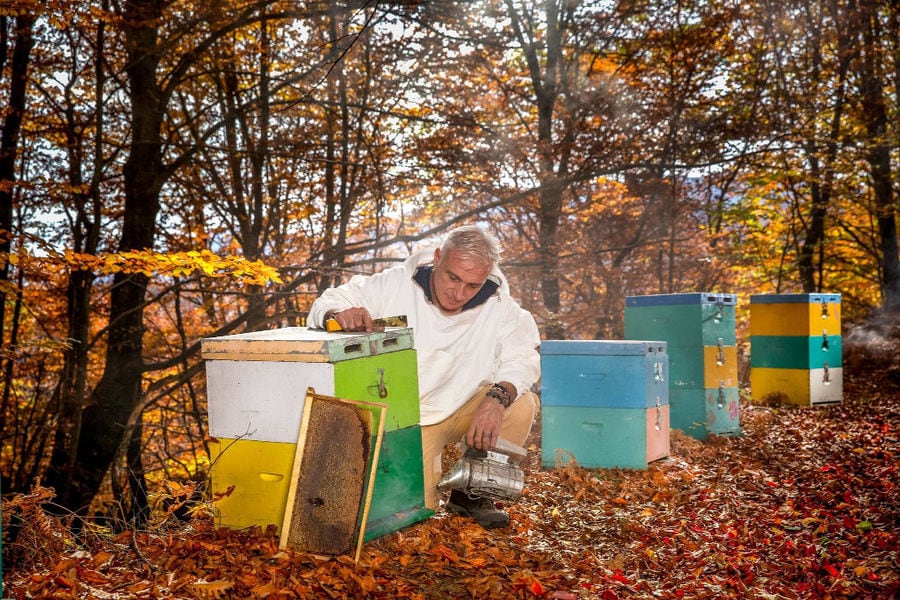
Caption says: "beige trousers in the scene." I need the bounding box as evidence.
[420,384,539,510]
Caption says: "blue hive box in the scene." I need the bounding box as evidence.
[540,340,670,469]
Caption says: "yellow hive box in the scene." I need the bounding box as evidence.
[702,345,738,388]
[751,366,843,406]
[750,295,841,337]
[209,437,295,531]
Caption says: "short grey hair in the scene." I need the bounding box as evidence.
[440,225,501,268]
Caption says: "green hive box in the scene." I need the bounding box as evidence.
[625,293,741,440]
[750,293,843,406]
[202,327,433,539]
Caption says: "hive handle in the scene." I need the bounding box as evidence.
[717,383,726,409]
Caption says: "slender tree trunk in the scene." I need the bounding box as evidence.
[0,14,34,493]
[858,0,900,312]
[797,1,850,292]
[44,8,107,496]
[505,0,567,339]
[58,0,164,515]
[126,419,149,525]
[0,13,34,346]
[243,15,270,330]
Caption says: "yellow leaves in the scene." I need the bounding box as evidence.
[61,249,283,285]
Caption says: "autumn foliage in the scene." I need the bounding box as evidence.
[3,353,898,599]
[1,0,899,596]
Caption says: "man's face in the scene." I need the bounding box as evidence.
[431,247,491,314]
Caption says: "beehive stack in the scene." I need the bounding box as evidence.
[625,293,741,440]
[750,293,843,406]
[540,340,670,469]
[202,326,433,542]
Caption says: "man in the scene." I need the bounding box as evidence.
[307,225,541,528]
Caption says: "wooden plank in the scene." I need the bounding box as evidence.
[279,388,385,560]
[354,400,385,562]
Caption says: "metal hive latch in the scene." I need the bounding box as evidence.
[716,337,726,366]
[368,368,388,399]
[823,362,831,385]
[654,361,665,383]
[822,330,829,351]
[714,299,724,322]
[717,382,726,408]
[655,396,663,431]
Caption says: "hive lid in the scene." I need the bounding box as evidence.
[750,293,841,304]
[541,339,667,356]
[201,326,414,363]
[626,292,737,307]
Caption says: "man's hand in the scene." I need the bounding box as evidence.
[329,307,380,332]
[466,396,505,450]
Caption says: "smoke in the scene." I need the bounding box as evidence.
[843,311,900,385]
[845,312,900,351]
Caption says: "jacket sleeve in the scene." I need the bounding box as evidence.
[306,268,403,328]
[494,301,541,399]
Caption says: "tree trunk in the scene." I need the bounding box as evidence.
[0,13,34,494]
[44,8,107,497]
[58,0,164,515]
[43,269,95,497]
[126,419,149,525]
[858,0,900,313]
[797,1,851,292]
[505,0,567,339]
[0,13,35,345]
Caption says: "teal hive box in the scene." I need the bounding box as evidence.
[625,293,741,440]
[540,340,670,469]
[624,293,737,347]
[749,335,842,369]
[750,293,843,406]
[668,386,741,439]
[202,327,433,540]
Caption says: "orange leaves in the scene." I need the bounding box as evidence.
[429,542,460,564]
[0,0,42,17]
[59,249,283,285]
[4,377,899,599]
[188,579,234,598]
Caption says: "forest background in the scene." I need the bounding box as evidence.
[0,0,897,529]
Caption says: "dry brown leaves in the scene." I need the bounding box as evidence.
[3,368,898,599]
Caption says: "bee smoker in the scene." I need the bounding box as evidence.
[436,437,528,502]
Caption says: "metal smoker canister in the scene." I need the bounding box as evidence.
[437,449,525,502]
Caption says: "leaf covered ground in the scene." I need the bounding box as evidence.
[4,340,899,599]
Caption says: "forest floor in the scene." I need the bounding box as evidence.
[3,328,899,599]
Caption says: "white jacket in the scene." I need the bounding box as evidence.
[308,249,541,425]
